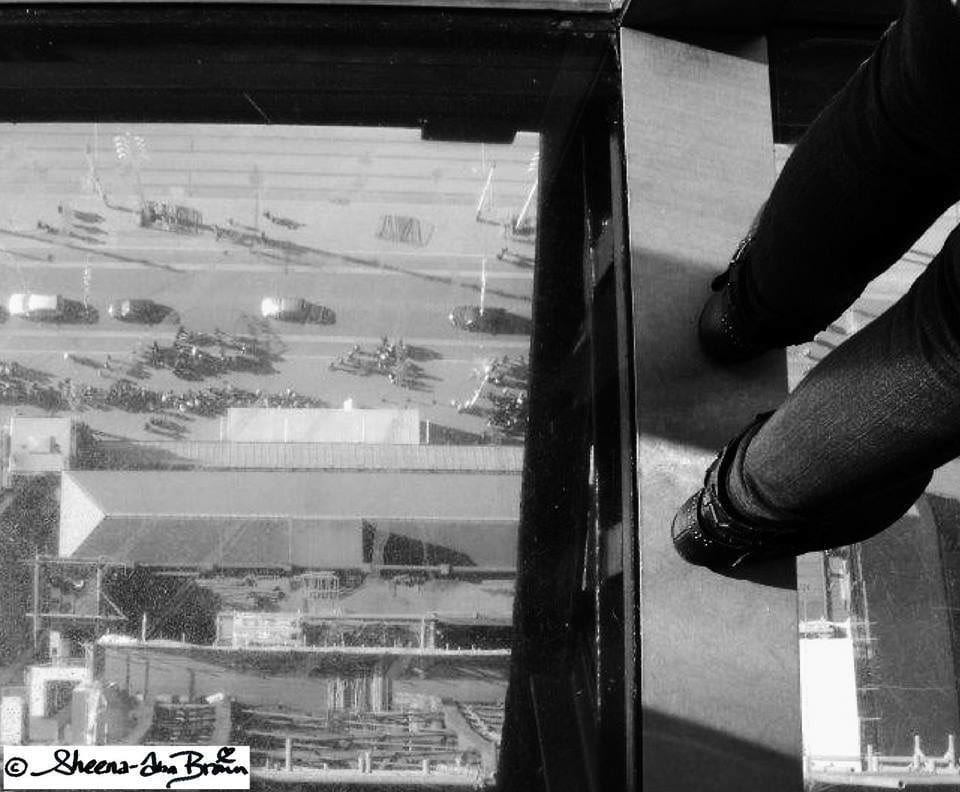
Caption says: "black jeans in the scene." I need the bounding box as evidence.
[727,0,960,528]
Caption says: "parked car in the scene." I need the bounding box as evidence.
[8,293,64,320]
[261,297,335,325]
[107,298,171,324]
[9,294,97,324]
[448,305,531,335]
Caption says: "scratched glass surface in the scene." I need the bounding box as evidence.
[0,124,537,782]
[798,530,960,780]
[788,181,960,783]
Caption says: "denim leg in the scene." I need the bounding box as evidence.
[741,0,960,342]
[729,224,960,524]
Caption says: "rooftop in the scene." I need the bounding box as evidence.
[93,440,524,473]
[62,470,520,520]
[59,470,521,565]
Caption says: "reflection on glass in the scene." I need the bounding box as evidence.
[0,123,538,786]
[795,204,960,787]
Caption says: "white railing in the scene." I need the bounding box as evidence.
[807,734,959,785]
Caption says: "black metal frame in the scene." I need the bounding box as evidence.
[497,57,638,791]
[0,5,615,130]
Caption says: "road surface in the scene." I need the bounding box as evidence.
[0,123,539,442]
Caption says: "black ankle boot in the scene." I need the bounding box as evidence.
[672,412,792,570]
[672,413,933,570]
[698,235,796,364]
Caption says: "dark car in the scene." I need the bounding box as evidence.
[107,298,171,324]
[448,305,531,335]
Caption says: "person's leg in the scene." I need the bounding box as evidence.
[676,224,960,568]
[732,222,960,520]
[703,0,960,363]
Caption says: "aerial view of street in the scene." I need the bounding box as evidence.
[0,123,539,787]
[0,123,536,443]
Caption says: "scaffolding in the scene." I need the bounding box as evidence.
[25,554,128,655]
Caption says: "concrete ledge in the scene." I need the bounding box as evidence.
[620,30,802,792]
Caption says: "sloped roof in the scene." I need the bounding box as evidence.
[59,471,521,562]
[63,470,520,520]
[98,440,524,473]
[73,516,366,567]
[69,516,517,568]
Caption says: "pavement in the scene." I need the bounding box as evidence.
[0,123,538,443]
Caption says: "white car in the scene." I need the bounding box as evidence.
[261,296,335,324]
[261,296,307,321]
[8,293,64,320]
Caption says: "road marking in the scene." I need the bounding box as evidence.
[3,244,528,260]
[0,256,533,280]
[0,329,531,348]
[0,348,518,365]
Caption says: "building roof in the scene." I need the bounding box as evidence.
[60,471,521,566]
[72,516,367,568]
[96,441,524,473]
[63,470,520,519]
[224,408,420,444]
[8,416,73,474]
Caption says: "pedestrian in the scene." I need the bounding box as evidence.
[672,0,960,570]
